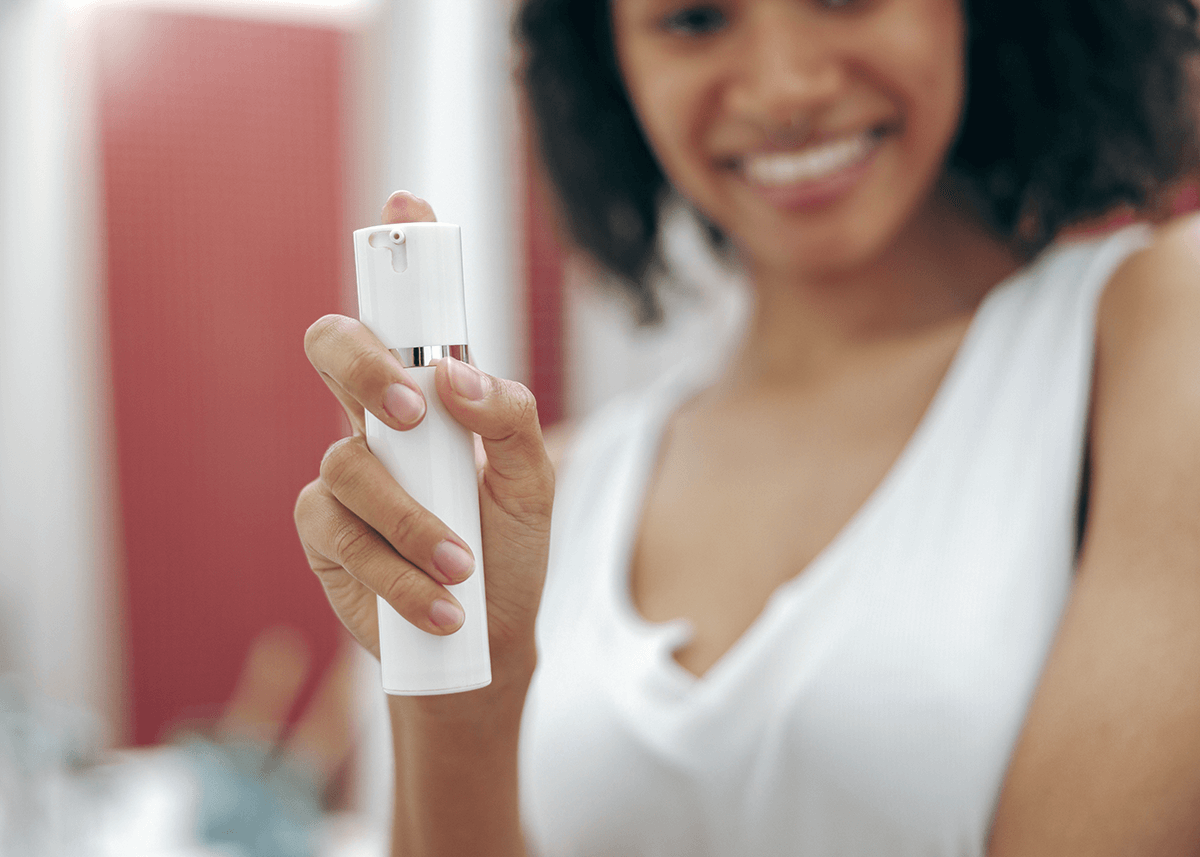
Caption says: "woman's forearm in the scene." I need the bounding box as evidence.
[388,665,534,857]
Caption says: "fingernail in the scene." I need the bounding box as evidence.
[432,540,474,584]
[447,358,487,401]
[383,383,425,425]
[430,599,464,630]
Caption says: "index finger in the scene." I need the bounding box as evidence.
[305,315,427,435]
[306,192,438,434]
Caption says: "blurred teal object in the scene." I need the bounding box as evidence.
[176,734,323,857]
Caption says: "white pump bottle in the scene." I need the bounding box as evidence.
[353,221,490,695]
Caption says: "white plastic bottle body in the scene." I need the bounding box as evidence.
[365,364,490,695]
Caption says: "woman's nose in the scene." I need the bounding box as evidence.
[727,11,846,131]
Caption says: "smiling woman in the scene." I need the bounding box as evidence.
[611,0,971,282]
[293,0,1200,855]
[521,0,1199,314]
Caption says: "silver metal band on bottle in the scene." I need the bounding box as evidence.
[390,345,470,369]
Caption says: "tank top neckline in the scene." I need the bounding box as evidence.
[597,245,1068,694]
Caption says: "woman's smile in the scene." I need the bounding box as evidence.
[741,131,880,186]
[727,126,890,211]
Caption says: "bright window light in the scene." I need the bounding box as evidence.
[64,0,381,26]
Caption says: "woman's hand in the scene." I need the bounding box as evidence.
[293,191,553,687]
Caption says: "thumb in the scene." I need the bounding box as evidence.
[434,357,554,520]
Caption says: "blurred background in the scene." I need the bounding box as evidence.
[0,0,747,851]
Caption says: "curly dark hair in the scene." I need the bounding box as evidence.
[515,0,1200,314]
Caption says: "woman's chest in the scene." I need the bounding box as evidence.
[528,385,1085,857]
[524,518,1064,857]
[627,370,951,678]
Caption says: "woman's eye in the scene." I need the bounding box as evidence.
[661,5,728,36]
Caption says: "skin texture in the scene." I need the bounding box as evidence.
[293,3,1200,854]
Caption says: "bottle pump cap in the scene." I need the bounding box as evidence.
[353,222,469,350]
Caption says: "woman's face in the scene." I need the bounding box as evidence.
[611,0,968,279]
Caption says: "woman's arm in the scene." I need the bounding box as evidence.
[388,677,530,856]
[988,215,1200,855]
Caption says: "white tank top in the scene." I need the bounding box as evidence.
[520,226,1150,857]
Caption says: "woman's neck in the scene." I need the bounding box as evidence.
[729,195,1023,390]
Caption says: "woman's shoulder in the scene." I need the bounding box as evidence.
[1096,212,1200,339]
[1099,210,1200,324]
[1090,211,1200,495]
[1092,212,1200,437]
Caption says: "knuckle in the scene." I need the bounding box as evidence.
[488,380,542,446]
[521,477,557,521]
[378,565,422,613]
[304,314,356,360]
[384,498,428,552]
[293,478,323,528]
[341,341,379,390]
[532,461,557,507]
[331,518,375,567]
[522,455,556,506]
[310,562,349,594]
[489,459,556,523]
[340,336,391,396]
[505,380,540,427]
[319,435,365,489]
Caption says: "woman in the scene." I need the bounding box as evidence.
[295,0,1200,854]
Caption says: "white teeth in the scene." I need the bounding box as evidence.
[743,133,876,186]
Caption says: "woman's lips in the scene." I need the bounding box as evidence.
[731,129,885,210]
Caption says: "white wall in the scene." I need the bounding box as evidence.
[565,199,751,420]
[374,0,524,383]
[0,0,121,732]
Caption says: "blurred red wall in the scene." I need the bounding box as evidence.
[524,153,565,428]
[94,8,348,744]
